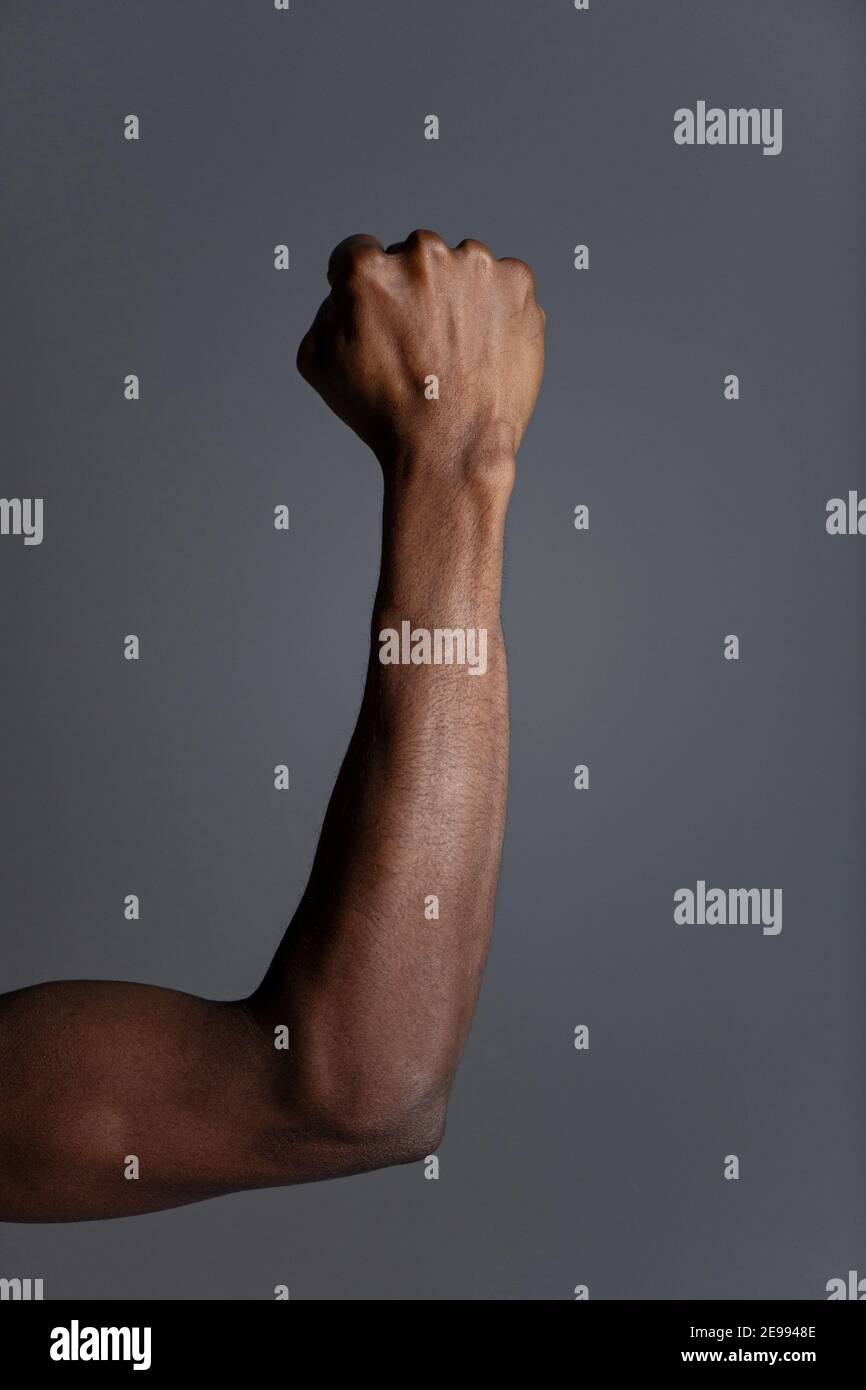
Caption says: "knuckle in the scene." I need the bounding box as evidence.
[458,237,494,265]
[349,245,381,276]
[407,228,448,257]
[501,256,536,290]
[342,246,382,292]
[327,234,383,286]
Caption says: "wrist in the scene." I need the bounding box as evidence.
[381,421,517,510]
[384,464,511,536]
[377,452,511,622]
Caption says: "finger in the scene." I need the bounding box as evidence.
[327,233,385,287]
[296,296,333,381]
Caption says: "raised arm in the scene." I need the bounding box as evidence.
[0,229,544,1221]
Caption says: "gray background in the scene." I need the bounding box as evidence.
[1,0,863,1300]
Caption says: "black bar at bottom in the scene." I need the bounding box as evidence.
[0,1299,861,1373]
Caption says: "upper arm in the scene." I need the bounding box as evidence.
[0,980,288,1220]
[0,975,440,1222]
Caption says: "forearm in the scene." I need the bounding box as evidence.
[252,459,513,1142]
[0,467,514,1221]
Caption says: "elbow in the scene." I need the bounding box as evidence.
[302,1077,450,1171]
[245,1000,453,1174]
[379,1095,448,1168]
[335,1092,448,1169]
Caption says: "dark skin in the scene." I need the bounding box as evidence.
[0,229,545,1221]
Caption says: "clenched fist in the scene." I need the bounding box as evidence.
[297,229,545,490]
